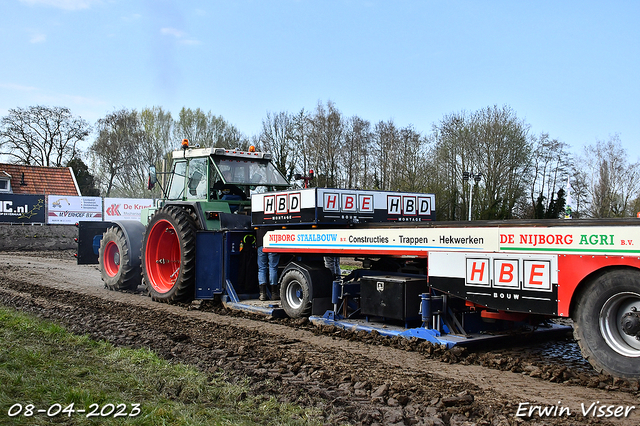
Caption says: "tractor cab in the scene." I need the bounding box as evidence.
[147,142,289,226]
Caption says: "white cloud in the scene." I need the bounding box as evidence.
[0,83,38,91]
[60,93,106,107]
[160,27,200,46]
[121,13,141,22]
[30,33,46,43]
[180,39,201,46]
[160,27,185,38]
[19,0,100,11]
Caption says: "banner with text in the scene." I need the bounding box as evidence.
[47,195,102,224]
[0,194,46,223]
[104,198,154,221]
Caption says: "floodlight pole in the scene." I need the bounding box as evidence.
[468,184,473,221]
[464,172,482,221]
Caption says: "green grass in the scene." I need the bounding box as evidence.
[0,306,321,425]
[339,264,360,273]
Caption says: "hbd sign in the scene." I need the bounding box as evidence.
[264,192,301,215]
[387,195,432,216]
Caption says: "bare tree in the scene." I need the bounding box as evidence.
[140,106,173,156]
[291,109,312,186]
[90,109,148,197]
[475,106,531,219]
[372,119,400,190]
[174,107,208,147]
[259,111,297,180]
[307,101,344,187]
[174,107,247,149]
[430,105,531,220]
[581,135,640,217]
[139,106,175,197]
[396,125,429,193]
[0,105,90,166]
[223,125,252,150]
[567,167,589,218]
[525,133,573,218]
[342,115,371,189]
[430,110,476,220]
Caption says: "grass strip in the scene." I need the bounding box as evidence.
[0,306,321,425]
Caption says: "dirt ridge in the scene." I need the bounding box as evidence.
[1,251,638,425]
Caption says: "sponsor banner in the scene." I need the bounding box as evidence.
[317,188,435,222]
[263,227,498,256]
[0,194,46,223]
[252,188,317,224]
[428,252,559,315]
[498,227,640,255]
[47,196,102,224]
[252,188,436,225]
[265,225,640,257]
[104,198,153,221]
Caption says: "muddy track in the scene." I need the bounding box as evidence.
[0,251,639,426]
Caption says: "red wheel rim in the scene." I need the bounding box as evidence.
[145,219,181,293]
[103,240,120,277]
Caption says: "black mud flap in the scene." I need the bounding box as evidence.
[76,221,115,264]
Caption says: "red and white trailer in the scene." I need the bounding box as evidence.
[78,143,640,380]
[256,190,640,379]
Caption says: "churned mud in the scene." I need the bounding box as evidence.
[0,251,638,425]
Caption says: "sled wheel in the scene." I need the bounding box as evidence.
[142,205,197,303]
[573,269,640,378]
[280,269,312,318]
[98,226,141,291]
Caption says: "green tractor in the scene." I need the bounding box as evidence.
[78,141,290,304]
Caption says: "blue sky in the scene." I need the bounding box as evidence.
[1,0,639,161]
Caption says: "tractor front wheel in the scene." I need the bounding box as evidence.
[142,205,197,303]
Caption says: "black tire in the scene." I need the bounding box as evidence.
[98,226,141,291]
[572,269,640,379]
[142,205,197,303]
[280,269,312,318]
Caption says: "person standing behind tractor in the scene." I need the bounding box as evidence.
[324,256,341,280]
[256,227,280,301]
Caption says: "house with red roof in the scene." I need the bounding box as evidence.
[0,163,81,196]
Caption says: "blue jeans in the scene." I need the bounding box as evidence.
[258,247,280,286]
[324,256,341,276]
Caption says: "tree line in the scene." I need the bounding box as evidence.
[1,103,639,220]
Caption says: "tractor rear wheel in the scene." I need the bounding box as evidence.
[98,226,141,291]
[142,205,197,303]
[572,269,640,379]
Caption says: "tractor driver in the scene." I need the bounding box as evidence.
[211,168,247,201]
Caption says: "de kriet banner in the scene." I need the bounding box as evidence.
[104,198,153,221]
[47,195,102,224]
[0,194,46,223]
